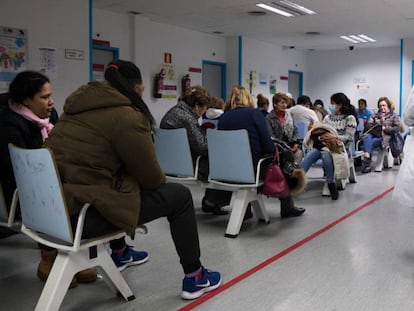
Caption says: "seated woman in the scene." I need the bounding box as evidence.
[44,60,221,300]
[265,92,303,164]
[160,86,231,215]
[256,93,270,116]
[0,71,96,286]
[313,99,328,122]
[361,96,402,173]
[201,96,224,132]
[219,86,305,218]
[300,92,357,200]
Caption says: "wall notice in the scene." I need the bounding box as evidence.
[0,26,28,92]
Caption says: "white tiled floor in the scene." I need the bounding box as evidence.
[1,165,414,311]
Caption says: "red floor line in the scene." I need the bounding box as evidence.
[178,186,394,311]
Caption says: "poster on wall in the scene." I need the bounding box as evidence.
[38,47,57,78]
[160,63,177,99]
[0,26,28,92]
[269,77,277,94]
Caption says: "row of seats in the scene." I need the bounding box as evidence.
[154,128,272,238]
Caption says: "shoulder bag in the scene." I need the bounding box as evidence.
[389,132,404,157]
[263,147,291,198]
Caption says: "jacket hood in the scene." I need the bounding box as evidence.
[205,108,224,119]
[64,81,132,114]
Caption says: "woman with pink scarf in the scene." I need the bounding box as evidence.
[0,71,96,287]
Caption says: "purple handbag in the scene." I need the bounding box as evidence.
[263,147,291,198]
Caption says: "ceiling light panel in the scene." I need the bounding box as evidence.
[278,0,316,15]
[256,3,293,17]
[340,36,360,44]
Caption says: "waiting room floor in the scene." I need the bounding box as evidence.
[1,165,414,311]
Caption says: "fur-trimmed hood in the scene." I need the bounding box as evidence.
[303,123,338,149]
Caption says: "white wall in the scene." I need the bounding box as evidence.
[401,38,414,119]
[131,15,227,124]
[306,47,400,114]
[92,11,309,122]
[1,0,89,114]
[242,37,307,108]
[92,9,131,61]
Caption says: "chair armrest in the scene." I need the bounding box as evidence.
[73,203,91,251]
[256,155,273,183]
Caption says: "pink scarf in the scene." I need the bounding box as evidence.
[9,102,54,141]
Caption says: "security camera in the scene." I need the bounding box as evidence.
[349,46,354,51]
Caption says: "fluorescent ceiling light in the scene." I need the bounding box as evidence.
[358,34,376,42]
[340,36,360,44]
[256,3,294,17]
[340,34,377,44]
[349,35,368,43]
[279,0,316,15]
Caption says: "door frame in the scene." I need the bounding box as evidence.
[288,70,303,97]
[202,60,227,100]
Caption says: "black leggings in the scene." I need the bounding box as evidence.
[74,183,201,274]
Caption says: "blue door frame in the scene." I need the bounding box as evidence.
[202,60,227,100]
[288,70,303,97]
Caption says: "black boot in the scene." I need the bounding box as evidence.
[280,196,305,218]
[201,198,229,215]
[361,157,371,174]
[328,182,339,200]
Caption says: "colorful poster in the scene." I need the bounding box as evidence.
[0,26,28,92]
[269,78,277,94]
[159,64,177,99]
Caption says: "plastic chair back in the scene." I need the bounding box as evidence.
[207,129,255,184]
[8,144,73,243]
[295,121,309,140]
[154,128,196,178]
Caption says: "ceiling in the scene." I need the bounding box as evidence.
[93,0,414,51]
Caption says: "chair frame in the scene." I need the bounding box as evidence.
[206,129,271,238]
[0,187,20,229]
[8,144,135,311]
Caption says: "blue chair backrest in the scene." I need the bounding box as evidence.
[0,185,8,222]
[357,118,365,133]
[207,129,255,183]
[8,144,73,243]
[153,128,195,177]
[295,121,309,140]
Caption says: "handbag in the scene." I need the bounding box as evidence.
[263,147,291,198]
[389,132,404,157]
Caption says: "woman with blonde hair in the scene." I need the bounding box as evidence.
[219,86,305,218]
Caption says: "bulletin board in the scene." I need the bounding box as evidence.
[0,26,28,92]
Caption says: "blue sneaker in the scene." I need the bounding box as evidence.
[181,267,222,300]
[111,245,149,271]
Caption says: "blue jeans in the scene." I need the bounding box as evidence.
[363,133,382,156]
[300,149,335,183]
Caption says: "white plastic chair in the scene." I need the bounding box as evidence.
[0,185,20,229]
[153,128,201,184]
[206,129,271,238]
[8,144,135,311]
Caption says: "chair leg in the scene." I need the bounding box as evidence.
[383,149,394,169]
[374,149,385,172]
[35,253,77,311]
[349,159,357,183]
[224,190,251,238]
[322,181,330,196]
[251,196,270,224]
[95,245,135,301]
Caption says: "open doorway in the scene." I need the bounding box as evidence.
[288,70,303,102]
[202,60,227,100]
